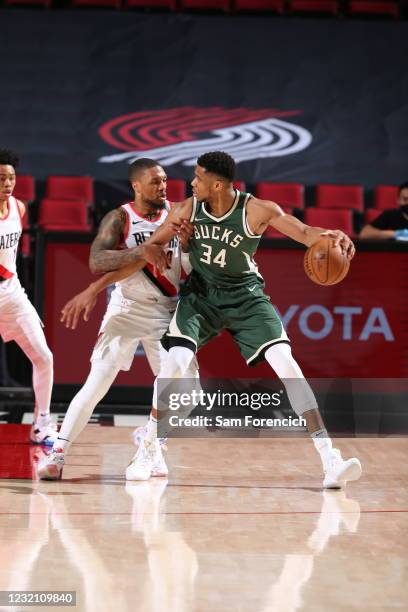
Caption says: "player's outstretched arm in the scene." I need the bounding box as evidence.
[89,208,169,274]
[248,197,355,259]
[62,213,194,329]
[60,260,149,330]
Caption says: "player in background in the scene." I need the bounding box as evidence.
[38,158,196,480]
[0,149,56,445]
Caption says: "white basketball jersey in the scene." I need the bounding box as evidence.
[117,201,181,301]
[0,196,22,281]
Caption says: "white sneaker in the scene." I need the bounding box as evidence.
[126,439,155,481]
[30,418,58,446]
[133,426,168,477]
[37,448,65,480]
[151,440,168,477]
[323,448,362,489]
[132,425,167,449]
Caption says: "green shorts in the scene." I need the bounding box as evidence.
[161,273,290,366]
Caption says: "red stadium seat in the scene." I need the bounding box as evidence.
[39,199,92,232]
[166,179,186,202]
[315,184,364,212]
[234,181,246,192]
[289,0,339,14]
[263,207,294,238]
[364,209,382,225]
[4,0,52,6]
[13,175,35,203]
[348,1,399,18]
[374,185,399,210]
[179,0,231,11]
[125,0,176,7]
[255,182,305,209]
[234,0,285,13]
[45,176,94,205]
[304,208,354,236]
[71,0,121,6]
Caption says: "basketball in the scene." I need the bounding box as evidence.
[304,237,350,286]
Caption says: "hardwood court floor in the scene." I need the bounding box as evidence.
[0,426,407,612]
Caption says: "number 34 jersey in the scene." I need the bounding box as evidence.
[117,201,181,301]
[189,190,264,288]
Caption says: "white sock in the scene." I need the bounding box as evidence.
[145,415,157,442]
[311,429,333,468]
[53,360,120,454]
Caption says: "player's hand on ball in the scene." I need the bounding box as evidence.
[320,230,355,259]
[60,287,98,330]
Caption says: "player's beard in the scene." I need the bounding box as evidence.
[145,198,166,210]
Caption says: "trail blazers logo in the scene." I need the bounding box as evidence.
[98,107,312,166]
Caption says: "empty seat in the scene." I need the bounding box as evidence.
[348,1,399,18]
[234,0,285,13]
[39,199,92,232]
[374,185,399,210]
[289,0,339,14]
[71,0,121,6]
[234,181,246,192]
[13,175,35,203]
[304,208,354,236]
[255,182,305,209]
[315,184,364,212]
[179,0,230,10]
[125,0,176,7]
[166,179,186,202]
[45,176,94,204]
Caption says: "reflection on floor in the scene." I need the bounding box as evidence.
[0,426,407,611]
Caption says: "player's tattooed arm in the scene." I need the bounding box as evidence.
[89,209,168,274]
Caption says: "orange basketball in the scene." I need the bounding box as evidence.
[304,237,350,286]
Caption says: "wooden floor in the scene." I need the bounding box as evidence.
[0,426,407,611]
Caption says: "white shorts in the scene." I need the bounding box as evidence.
[0,277,44,343]
[91,288,179,375]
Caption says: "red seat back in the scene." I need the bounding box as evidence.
[39,199,91,231]
[45,176,94,204]
[304,208,354,236]
[374,185,398,210]
[14,176,35,203]
[316,184,363,211]
[255,182,305,209]
[166,179,186,202]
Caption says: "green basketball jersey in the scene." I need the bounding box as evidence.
[189,190,264,288]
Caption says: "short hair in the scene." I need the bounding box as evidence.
[0,149,19,169]
[129,158,161,182]
[197,151,235,182]
[398,182,408,193]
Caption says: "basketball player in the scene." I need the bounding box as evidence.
[38,158,197,480]
[131,151,362,489]
[0,149,56,445]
